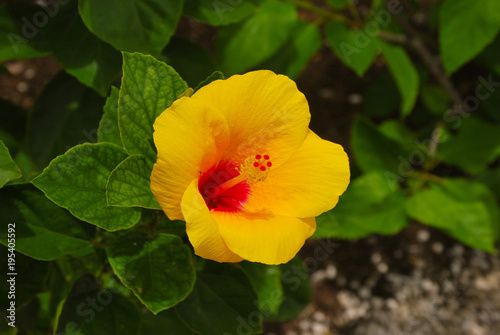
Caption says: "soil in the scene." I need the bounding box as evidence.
[2,16,500,335]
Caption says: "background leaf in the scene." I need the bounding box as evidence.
[326,20,378,77]
[161,37,217,88]
[176,260,262,335]
[239,262,284,316]
[118,52,188,164]
[313,172,408,239]
[439,0,500,74]
[259,21,322,79]
[0,3,50,61]
[54,274,141,335]
[267,256,311,321]
[106,155,160,209]
[407,178,499,252]
[379,40,419,116]
[32,143,141,231]
[217,0,298,75]
[0,185,94,260]
[437,117,500,174]
[183,0,260,26]
[140,308,195,335]
[351,116,411,176]
[108,232,195,314]
[28,71,104,170]
[0,140,21,188]
[79,0,183,55]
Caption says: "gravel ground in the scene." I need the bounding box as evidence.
[269,223,500,335]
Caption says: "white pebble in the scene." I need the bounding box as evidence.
[377,263,389,273]
[24,68,36,79]
[393,249,403,259]
[371,252,382,264]
[416,229,430,243]
[16,82,28,93]
[431,242,444,254]
[325,264,337,279]
[347,93,363,105]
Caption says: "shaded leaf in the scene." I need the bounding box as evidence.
[326,20,378,76]
[314,172,408,239]
[79,0,183,55]
[108,232,195,314]
[32,143,141,231]
[176,261,261,335]
[97,86,122,146]
[217,0,298,75]
[0,185,94,260]
[106,155,160,209]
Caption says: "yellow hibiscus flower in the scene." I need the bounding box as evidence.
[150,70,350,265]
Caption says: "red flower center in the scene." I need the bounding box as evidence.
[198,161,250,212]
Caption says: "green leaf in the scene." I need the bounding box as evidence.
[183,0,260,26]
[378,120,417,149]
[108,232,195,314]
[28,71,105,169]
[239,262,284,316]
[0,3,50,61]
[79,0,183,55]
[326,20,378,76]
[119,52,188,164]
[194,71,225,92]
[421,84,450,115]
[314,172,408,239]
[140,308,195,335]
[476,35,500,77]
[32,143,141,231]
[0,185,94,260]
[268,256,311,321]
[217,0,298,75]
[0,140,22,188]
[407,178,499,252]
[351,117,410,175]
[361,72,400,118]
[106,155,160,209]
[0,250,49,308]
[476,168,500,201]
[437,117,500,174]
[162,37,217,87]
[326,0,353,9]
[259,21,322,79]
[98,86,122,146]
[43,0,121,96]
[379,40,419,116]
[54,274,141,335]
[439,0,500,74]
[176,261,262,335]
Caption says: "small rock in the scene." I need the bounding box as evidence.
[431,242,444,254]
[416,230,430,243]
[371,252,382,264]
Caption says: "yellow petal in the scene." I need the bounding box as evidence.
[213,211,316,265]
[181,179,243,263]
[151,97,230,220]
[243,131,350,218]
[192,70,310,168]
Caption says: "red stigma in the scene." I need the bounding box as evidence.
[198,161,249,213]
[264,155,270,160]
[260,166,266,171]
[267,162,272,167]
[253,162,259,167]
[255,154,261,160]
